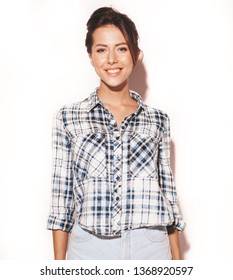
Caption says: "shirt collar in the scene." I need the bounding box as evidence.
[86,88,149,116]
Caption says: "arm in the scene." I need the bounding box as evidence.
[52,230,69,260]
[167,227,181,260]
[158,113,185,257]
[47,109,75,259]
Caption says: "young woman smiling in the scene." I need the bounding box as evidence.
[47,7,185,260]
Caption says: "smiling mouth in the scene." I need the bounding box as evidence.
[105,68,122,74]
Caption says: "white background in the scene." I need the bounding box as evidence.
[0,0,233,260]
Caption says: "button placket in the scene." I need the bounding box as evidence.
[112,131,123,231]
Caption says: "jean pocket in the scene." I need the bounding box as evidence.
[144,226,168,242]
[70,223,94,243]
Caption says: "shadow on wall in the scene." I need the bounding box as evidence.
[130,61,190,259]
[171,141,190,259]
[129,62,148,100]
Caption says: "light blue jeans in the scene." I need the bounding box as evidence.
[67,222,172,260]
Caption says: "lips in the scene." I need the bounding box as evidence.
[105,68,122,74]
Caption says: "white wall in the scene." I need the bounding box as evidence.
[0,0,233,260]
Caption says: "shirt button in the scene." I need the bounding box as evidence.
[116,197,120,201]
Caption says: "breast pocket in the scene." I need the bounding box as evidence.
[73,132,107,179]
[129,132,160,178]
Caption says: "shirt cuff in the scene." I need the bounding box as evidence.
[173,217,186,232]
[47,215,74,233]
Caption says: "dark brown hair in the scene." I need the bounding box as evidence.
[85,7,140,65]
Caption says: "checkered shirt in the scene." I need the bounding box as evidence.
[47,88,185,236]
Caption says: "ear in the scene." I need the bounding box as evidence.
[133,49,144,71]
[89,53,94,66]
[137,49,144,62]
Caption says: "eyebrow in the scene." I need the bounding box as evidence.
[94,42,128,48]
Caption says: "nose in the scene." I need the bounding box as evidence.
[107,50,118,65]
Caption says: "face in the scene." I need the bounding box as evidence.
[89,24,134,91]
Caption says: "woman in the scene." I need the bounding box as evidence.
[47,7,185,260]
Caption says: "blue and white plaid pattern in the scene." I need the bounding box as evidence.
[47,88,185,236]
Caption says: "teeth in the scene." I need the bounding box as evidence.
[107,69,120,73]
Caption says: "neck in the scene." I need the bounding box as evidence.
[98,81,131,105]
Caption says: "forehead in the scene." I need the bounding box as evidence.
[92,24,126,45]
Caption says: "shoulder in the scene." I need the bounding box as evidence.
[144,104,170,124]
[146,105,169,119]
[54,95,90,123]
[52,96,92,140]
[141,104,171,135]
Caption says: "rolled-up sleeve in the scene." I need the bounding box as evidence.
[158,114,185,231]
[47,110,75,232]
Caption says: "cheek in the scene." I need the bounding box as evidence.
[91,55,106,67]
[95,61,105,70]
[124,60,134,73]
[122,55,134,67]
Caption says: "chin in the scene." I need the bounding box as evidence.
[102,79,128,91]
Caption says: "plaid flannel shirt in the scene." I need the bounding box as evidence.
[47,88,185,236]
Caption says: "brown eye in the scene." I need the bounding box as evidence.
[118,47,127,52]
[96,49,106,53]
